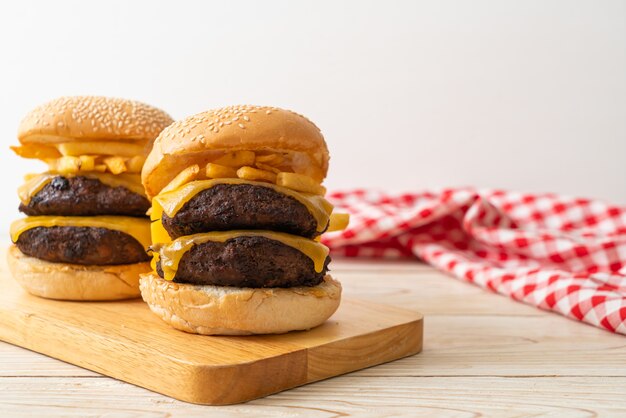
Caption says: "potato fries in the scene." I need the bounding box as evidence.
[327,213,350,232]
[255,153,284,165]
[125,156,145,173]
[11,145,61,159]
[78,155,96,172]
[58,142,144,158]
[206,163,237,179]
[255,162,282,174]
[53,156,81,174]
[23,173,40,181]
[236,166,276,183]
[103,157,128,175]
[161,165,200,194]
[45,154,145,175]
[276,172,325,195]
[213,150,255,167]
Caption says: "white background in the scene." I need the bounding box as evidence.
[1,0,625,235]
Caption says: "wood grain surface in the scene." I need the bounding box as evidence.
[0,248,422,405]
[1,253,625,416]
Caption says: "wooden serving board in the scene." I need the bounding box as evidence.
[0,254,423,405]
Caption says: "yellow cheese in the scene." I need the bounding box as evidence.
[157,230,330,281]
[10,216,151,250]
[154,179,334,233]
[150,251,161,272]
[17,172,145,205]
[150,198,171,244]
[148,199,173,271]
[17,174,55,205]
[87,173,145,197]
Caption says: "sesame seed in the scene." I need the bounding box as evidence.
[21,96,173,141]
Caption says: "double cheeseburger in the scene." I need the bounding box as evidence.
[140,105,349,335]
[8,96,173,300]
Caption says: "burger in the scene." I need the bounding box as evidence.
[8,96,174,300]
[139,105,349,335]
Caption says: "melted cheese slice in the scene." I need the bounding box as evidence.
[157,230,330,281]
[10,216,152,250]
[18,172,145,205]
[150,199,171,245]
[153,179,334,234]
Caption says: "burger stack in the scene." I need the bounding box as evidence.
[8,96,173,300]
[139,105,349,335]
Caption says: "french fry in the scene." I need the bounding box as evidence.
[255,162,282,174]
[319,197,334,214]
[103,157,127,175]
[125,156,145,173]
[327,213,350,232]
[11,145,61,159]
[255,153,284,164]
[55,156,81,174]
[236,166,276,183]
[93,164,107,172]
[206,163,237,179]
[23,173,40,181]
[161,165,200,194]
[115,173,143,183]
[79,155,96,172]
[58,142,144,157]
[213,150,255,167]
[276,172,326,195]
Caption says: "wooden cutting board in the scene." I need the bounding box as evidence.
[0,252,423,405]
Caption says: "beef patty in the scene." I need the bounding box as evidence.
[161,184,325,239]
[15,226,150,265]
[156,236,330,288]
[20,176,150,217]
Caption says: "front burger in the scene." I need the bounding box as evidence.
[140,105,349,335]
[8,96,173,300]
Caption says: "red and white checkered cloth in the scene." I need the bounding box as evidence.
[322,188,626,334]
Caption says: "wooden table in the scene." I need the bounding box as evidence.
[1,259,625,416]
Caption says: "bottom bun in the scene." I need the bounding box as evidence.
[7,245,148,301]
[139,272,342,335]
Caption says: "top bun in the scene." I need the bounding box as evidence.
[18,96,174,145]
[142,105,329,199]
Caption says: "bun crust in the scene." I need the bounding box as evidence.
[7,245,148,301]
[142,105,329,199]
[18,96,173,144]
[139,272,341,335]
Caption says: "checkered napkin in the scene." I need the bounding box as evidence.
[322,188,626,334]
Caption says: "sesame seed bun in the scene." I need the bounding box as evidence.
[142,105,329,199]
[7,245,149,301]
[139,272,341,335]
[18,96,174,145]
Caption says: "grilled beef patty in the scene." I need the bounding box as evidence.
[161,184,324,239]
[20,176,149,217]
[156,236,329,288]
[15,226,149,265]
